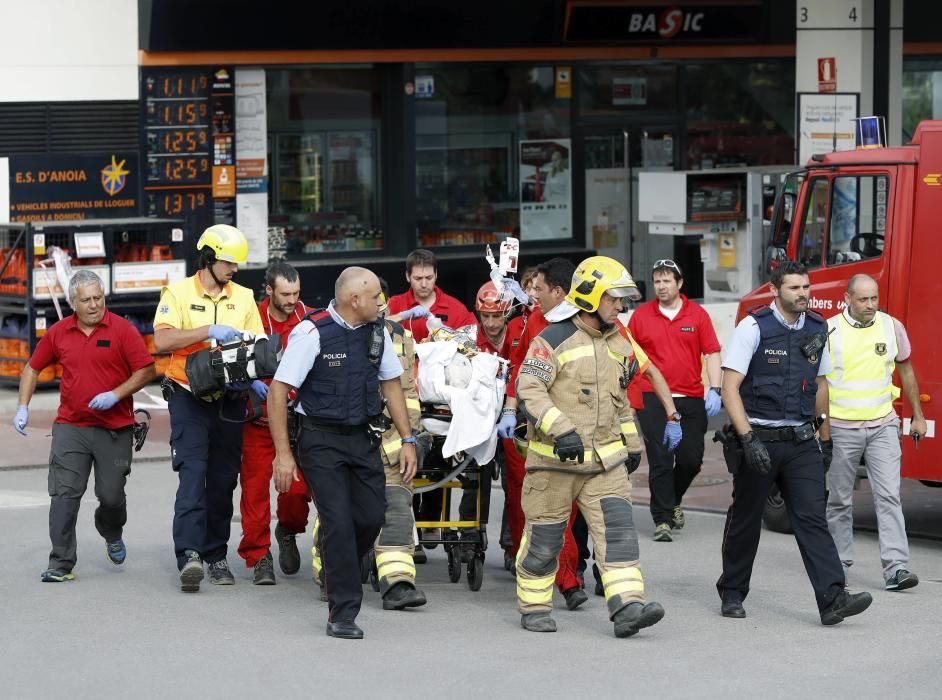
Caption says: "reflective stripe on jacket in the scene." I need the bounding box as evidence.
[380,320,420,465]
[516,314,641,474]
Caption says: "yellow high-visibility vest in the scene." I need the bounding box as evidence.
[826,311,900,420]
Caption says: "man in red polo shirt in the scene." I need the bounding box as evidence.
[238,261,313,584]
[14,270,156,582]
[627,259,722,542]
[387,249,477,341]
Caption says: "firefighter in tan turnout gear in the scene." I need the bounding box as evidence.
[515,256,667,637]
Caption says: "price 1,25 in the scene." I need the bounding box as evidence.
[162,157,210,183]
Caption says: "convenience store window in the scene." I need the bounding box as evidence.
[266,67,384,255]
[414,64,572,247]
[902,58,942,142]
[685,61,795,168]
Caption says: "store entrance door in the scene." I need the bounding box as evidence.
[582,126,691,300]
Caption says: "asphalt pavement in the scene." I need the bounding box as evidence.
[1,440,941,696]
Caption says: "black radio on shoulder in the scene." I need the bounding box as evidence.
[367,324,384,365]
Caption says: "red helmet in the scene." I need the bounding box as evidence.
[476,281,510,314]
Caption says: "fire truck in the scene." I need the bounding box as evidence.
[735,119,942,531]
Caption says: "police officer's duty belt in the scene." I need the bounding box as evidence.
[297,413,367,434]
[749,423,815,443]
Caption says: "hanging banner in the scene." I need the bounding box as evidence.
[235,68,268,194]
[0,158,9,222]
[235,68,269,263]
[6,153,139,222]
[520,139,571,241]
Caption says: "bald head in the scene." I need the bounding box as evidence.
[845,274,879,325]
[847,274,877,296]
[334,266,384,324]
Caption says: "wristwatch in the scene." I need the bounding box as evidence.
[401,436,417,446]
[710,386,722,396]
[667,411,682,422]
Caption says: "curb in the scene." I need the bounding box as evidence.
[0,454,169,472]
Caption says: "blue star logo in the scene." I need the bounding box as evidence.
[159,305,170,315]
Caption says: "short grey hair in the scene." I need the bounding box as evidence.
[68,269,105,304]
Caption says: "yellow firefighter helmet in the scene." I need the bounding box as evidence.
[197,224,249,264]
[566,255,641,312]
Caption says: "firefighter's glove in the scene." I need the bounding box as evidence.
[399,305,430,321]
[497,413,517,439]
[251,380,269,400]
[662,421,682,452]
[88,391,119,411]
[741,432,772,475]
[13,404,28,436]
[554,430,585,463]
[704,388,722,417]
[209,324,240,343]
[819,438,834,472]
[624,452,642,475]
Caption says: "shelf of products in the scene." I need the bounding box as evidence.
[0,218,188,385]
[269,131,379,253]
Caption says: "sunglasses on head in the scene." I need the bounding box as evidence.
[653,259,682,274]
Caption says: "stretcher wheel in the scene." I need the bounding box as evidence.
[467,555,484,591]
[447,546,462,583]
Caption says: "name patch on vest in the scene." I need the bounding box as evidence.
[875,343,887,356]
[680,326,695,333]
[767,357,780,364]
[190,304,206,312]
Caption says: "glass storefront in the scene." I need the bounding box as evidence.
[685,61,795,169]
[902,58,942,142]
[414,64,571,247]
[266,67,384,255]
[250,58,795,262]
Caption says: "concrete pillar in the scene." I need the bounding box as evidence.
[795,0,903,146]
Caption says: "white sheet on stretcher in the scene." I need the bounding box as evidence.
[415,342,506,464]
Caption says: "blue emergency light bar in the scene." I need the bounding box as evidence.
[855,116,886,149]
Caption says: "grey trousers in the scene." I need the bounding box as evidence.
[826,422,909,581]
[47,423,133,571]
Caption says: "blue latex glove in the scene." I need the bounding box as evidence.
[13,404,28,436]
[251,380,269,400]
[398,305,430,321]
[209,324,240,343]
[88,391,119,411]
[501,277,530,304]
[662,421,683,452]
[497,413,517,439]
[704,389,722,417]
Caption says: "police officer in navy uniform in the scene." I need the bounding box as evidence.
[268,267,417,640]
[717,261,872,625]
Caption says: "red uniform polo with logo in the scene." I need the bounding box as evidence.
[388,285,477,343]
[255,297,312,418]
[505,306,547,398]
[28,311,155,429]
[627,294,721,398]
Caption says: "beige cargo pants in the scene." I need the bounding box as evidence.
[516,465,645,619]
